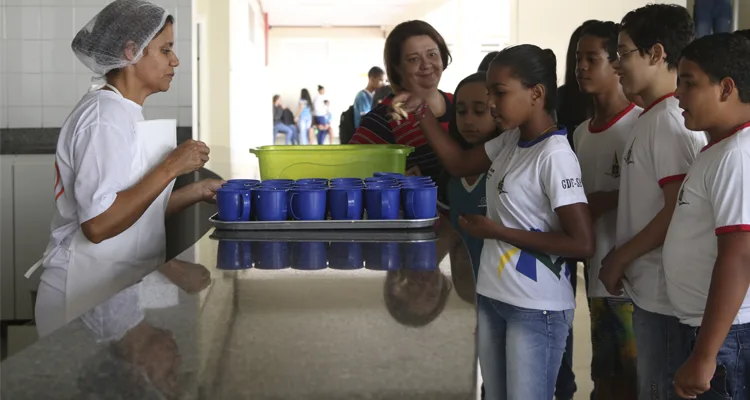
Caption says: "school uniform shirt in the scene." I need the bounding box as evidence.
[448,174,487,276]
[573,103,641,298]
[476,127,587,311]
[663,122,750,327]
[350,92,454,210]
[42,89,143,291]
[616,94,708,316]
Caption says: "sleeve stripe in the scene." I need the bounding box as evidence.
[658,174,687,187]
[716,225,750,235]
[350,129,389,145]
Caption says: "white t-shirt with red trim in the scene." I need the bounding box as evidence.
[663,122,750,327]
[616,94,708,315]
[573,103,641,298]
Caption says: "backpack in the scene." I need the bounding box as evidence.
[339,105,356,144]
[281,108,295,126]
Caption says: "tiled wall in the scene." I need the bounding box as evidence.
[0,0,192,129]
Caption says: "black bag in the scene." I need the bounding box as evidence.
[281,108,295,126]
[339,105,356,144]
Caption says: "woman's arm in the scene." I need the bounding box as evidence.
[418,108,493,177]
[81,140,210,243]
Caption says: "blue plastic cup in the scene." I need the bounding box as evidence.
[295,178,329,186]
[397,176,433,184]
[402,186,438,219]
[261,179,294,188]
[224,179,260,189]
[328,187,364,220]
[364,187,401,220]
[401,241,438,270]
[216,187,252,221]
[364,242,401,270]
[328,242,364,270]
[364,177,397,185]
[292,242,328,270]
[217,240,252,270]
[254,187,288,221]
[253,241,290,269]
[288,187,328,221]
[330,178,363,186]
[373,172,404,178]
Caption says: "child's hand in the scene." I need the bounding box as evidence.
[405,166,422,176]
[599,247,627,296]
[674,354,715,398]
[458,214,499,239]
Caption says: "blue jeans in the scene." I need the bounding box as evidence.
[694,0,732,38]
[477,294,574,400]
[633,305,686,400]
[273,123,297,145]
[556,260,578,399]
[679,322,750,399]
[298,117,311,145]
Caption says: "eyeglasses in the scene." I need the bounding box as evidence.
[616,48,639,61]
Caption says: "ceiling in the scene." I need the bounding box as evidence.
[260,0,443,27]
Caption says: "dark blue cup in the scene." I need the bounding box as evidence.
[397,176,433,184]
[328,187,364,220]
[294,182,329,190]
[373,172,404,178]
[365,177,397,185]
[288,187,327,220]
[224,179,260,189]
[330,178,363,186]
[253,241,290,269]
[295,178,328,186]
[364,242,401,270]
[217,240,252,270]
[254,187,288,221]
[261,179,294,188]
[402,186,438,219]
[292,242,328,270]
[216,187,252,221]
[328,242,364,270]
[365,187,400,220]
[401,241,438,270]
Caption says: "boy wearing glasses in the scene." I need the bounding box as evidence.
[598,4,707,399]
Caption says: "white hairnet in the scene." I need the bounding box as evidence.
[71,0,172,76]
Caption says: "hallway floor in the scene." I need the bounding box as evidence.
[570,270,594,399]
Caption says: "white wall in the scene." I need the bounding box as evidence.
[267,27,386,134]
[0,0,192,129]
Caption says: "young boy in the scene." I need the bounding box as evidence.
[667,33,750,399]
[571,20,642,400]
[598,5,708,399]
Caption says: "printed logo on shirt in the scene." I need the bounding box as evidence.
[480,197,487,207]
[488,167,495,179]
[623,139,635,165]
[561,178,583,189]
[497,173,508,195]
[606,153,620,178]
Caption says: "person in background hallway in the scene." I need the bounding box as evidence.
[373,84,394,106]
[315,99,334,145]
[272,94,298,145]
[32,0,223,337]
[353,66,385,128]
[693,0,733,38]
[667,32,750,400]
[394,44,594,399]
[599,5,706,399]
[296,88,314,145]
[313,85,329,130]
[572,20,641,400]
[554,19,596,400]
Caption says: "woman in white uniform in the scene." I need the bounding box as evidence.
[33,0,222,338]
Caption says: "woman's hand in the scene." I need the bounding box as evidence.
[162,139,210,178]
[192,179,224,203]
[458,214,501,239]
[389,91,427,121]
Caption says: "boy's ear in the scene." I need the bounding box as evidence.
[719,77,736,102]
[650,43,666,66]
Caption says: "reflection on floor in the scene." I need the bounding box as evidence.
[572,271,594,399]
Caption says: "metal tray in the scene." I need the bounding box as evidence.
[209,213,438,231]
[209,229,437,243]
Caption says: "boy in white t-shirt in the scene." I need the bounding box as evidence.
[666,33,750,399]
[598,5,708,399]
[572,21,641,399]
